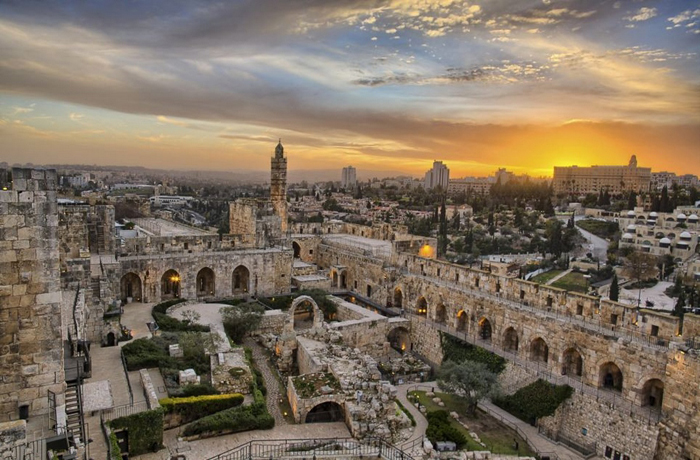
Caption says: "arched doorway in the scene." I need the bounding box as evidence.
[293,241,301,259]
[456,310,467,332]
[387,327,411,353]
[640,379,664,408]
[394,288,403,310]
[305,401,344,423]
[503,327,518,352]
[106,332,116,347]
[196,267,215,297]
[599,362,623,392]
[120,272,142,303]
[435,304,447,324]
[339,271,347,289]
[332,271,338,287]
[562,348,583,377]
[161,269,180,300]
[478,318,492,341]
[232,265,250,295]
[416,297,428,317]
[530,337,549,363]
[366,285,372,298]
[293,297,316,330]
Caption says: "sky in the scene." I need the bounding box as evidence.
[0,0,699,179]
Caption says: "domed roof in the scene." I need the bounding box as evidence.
[677,213,687,219]
[660,237,671,244]
[626,224,636,231]
[627,210,635,217]
[622,233,634,239]
[689,214,699,221]
[649,212,658,218]
[680,231,692,239]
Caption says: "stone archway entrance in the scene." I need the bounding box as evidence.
[120,272,142,303]
[293,241,301,259]
[161,269,180,300]
[641,379,664,408]
[530,337,549,363]
[305,401,344,423]
[435,304,446,324]
[478,317,492,341]
[286,295,324,332]
[196,267,215,298]
[503,327,518,352]
[456,310,467,332]
[394,288,403,310]
[599,362,623,392]
[562,348,583,377]
[387,326,411,353]
[416,297,428,317]
[232,265,250,295]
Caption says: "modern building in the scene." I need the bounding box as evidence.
[423,161,449,190]
[651,172,700,191]
[447,176,494,195]
[341,166,357,190]
[552,155,651,195]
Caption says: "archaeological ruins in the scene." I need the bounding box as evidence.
[2,143,700,460]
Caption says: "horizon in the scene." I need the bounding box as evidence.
[1,1,699,177]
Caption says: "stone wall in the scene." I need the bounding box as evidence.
[257,310,286,336]
[408,317,442,367]
[539,391,659,460]
[0,168,65,422]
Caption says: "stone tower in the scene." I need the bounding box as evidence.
[270,140,288,232]
[0,168,65,423]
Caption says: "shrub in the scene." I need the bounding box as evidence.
[182,402,274,436]
[425,410,467,447]
[122,338,175,371]
[160,394,244,426]
[492,379,573,424]
[151,299,210,332]
[110,408,164,456]
[181,383,219,397]
[440,334,506,374]
[396,399,416,427]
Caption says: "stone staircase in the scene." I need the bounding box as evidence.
[65,381,85,445]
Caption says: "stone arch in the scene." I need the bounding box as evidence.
[292,241,301,259]
[232,265,250,295]
[394,287,403,310]
[387,326,411,353]
[339,270,347,289]
[196,267,215,297]
[416,296,428,317]
[287,295,323,332]
[332,271,338,287]
[561,347,583,377]
[305,401,344,423]
[503,327,519,352]
[161,269,181,300]
[120,272,142,302]
[478,317,492,341]
[456,310,468,332]
[530,337,549,363]
[434,304,447,324]
[599,361,623,392]
[640,378,664,408]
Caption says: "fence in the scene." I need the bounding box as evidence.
[120,349,134,405]
[100,400,150,422]
[206,437,415,460]
[412,315,664,424]
[539,427,597,458]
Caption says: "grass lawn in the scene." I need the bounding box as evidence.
[531,270,562,284]
[410,391,534,456]
[551,271,589,293]
[576,219,619,239]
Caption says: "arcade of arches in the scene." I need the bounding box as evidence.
[232,265,250,294]
[196,267,215,297]
[161,269,180,299]
[120,272,142,302]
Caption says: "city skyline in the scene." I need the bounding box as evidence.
[1,0,699,177]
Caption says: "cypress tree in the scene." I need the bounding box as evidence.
[610,273,619,302]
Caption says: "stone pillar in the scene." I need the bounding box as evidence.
[270,140,288,233]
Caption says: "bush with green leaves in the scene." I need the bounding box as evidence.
[425,410,467,447]
[492,379,573,423]
[221,302,265,344]
[440,333,506,374]
[151,299,210,332]
[182,402,274,436]
[109,408,164,456]
[181,383,219,397]
[160,393,244,427]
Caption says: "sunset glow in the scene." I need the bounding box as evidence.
[1,1,698,177]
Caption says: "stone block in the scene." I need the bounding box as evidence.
[0,191,18,202]
[0,285,11,297]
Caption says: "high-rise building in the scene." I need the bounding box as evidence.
[341,166,357,190]
[424,161,449,190]
[270,140,288,232]
[552,155,651,195]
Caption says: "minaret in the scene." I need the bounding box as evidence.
[270,139,288,232]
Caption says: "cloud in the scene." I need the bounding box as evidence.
[69,113,85,121]
[625,7,657,22]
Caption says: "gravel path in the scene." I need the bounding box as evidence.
[244,337,287,426]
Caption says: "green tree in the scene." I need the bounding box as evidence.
[622,251,658,309]
[436,360,500,417]
[221,303,265,344]
[609,273,619,302]
[673,289,686,317]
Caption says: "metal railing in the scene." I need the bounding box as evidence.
[207,437,415,460]
[403,272,675,352]
[406,384,560,460]
[100,400,149,422]
[539,427,597,458]
[120,349,134,405]
[412,315,664,423]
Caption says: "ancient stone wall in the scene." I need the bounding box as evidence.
[539,391,659,460]
[0,168,65,422]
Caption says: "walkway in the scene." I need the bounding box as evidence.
[395,382,428,450]
[573,216,609,262]
[546,269,573,286]
[243,338,287,426]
